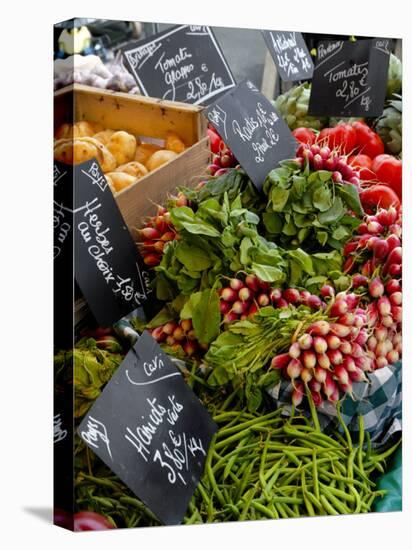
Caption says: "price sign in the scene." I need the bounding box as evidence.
[78,331,217,525]
[205,80,298,189]
[262,30,314,81]
[122,24,235,105]
[308,38,391,117]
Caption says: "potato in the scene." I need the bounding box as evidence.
[79,137,117,172]
[73,139,99,164]
[73,121,101,138]
[115,161,148,179]
[134,142,162,166]
[146,149,178,171]
[93,129,115,145]
[54,138,74,163]
[55,123,72,140]
[165,131,186,154]
[106,131,137,165]
[105,172,137,193]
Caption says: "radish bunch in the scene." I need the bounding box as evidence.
[343,207,402,277]
[219,275,326,325]
[271,291,371,407]
[296,142,361,189]
[207,143,238,177]
[149,318,204,357]
[137,204,178,267]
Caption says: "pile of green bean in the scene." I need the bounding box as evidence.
[184,404,400,524]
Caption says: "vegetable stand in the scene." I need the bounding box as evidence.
[53,22,402,531]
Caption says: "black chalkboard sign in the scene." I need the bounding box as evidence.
[78,331,217,525]
[74,159,152,326]
[122,24,235,105]
[54,161,75,349]
[262,30,314,81]
[205,80,299,189]
[308,38,391,117]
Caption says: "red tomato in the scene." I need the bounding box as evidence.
[292,127,316,145]
[360,185,401,213]
[74,511,115,531]
[352,122,385,158]
[206,128,222,154]
[318,124,357,155]
[372,154,402,199]
[348,154,376,181]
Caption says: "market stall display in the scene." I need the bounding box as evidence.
[53,21,402,531]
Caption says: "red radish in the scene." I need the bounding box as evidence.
[367,221,383,234]
[183,341,198,356]
[376,356,388,368]
[258,280,270,291]
[153,240,165,253]
[283,288,301,303]
[323,373,338,398]
[374,326,388,342]
[301,367,313,383]
[327,349,343,365]
[355,329,368,346]
[219,300,231,314]
[181,319,192,332]
[388,264,402,277]
[247,303,259,317]
[187,329,196,341]
[388,290,402,305]
[355,355,373,372]
[238,287,253,302]
[334,365,349,386]
[381,315,394,328]
[160,231,176,242]
[307,295,323,309]
[383,247,402,275]
[387,349,400,364]
[163,321,177,335]
[151,327,166,342]
[302,350,317,369]
[349,367,367,382]
[232,301,249,315]
[220,287,238,302]
[330,300,349,317]
[257,293,270,307]
[344,241,359,256]
[292,382,304,407]
[339,380,354,395]
[373,239,389,259]
[326,334,341,350]
[377,207,397,226]
[309,320,330,336]
[367,336,377,351]
[352,274,368,288]
[223,311,239,324]
[339,340,352,355]
[143,253,161,266]
[271,353,290,370]
[367,303,379,326]
[309,379,322,393]
[343,257,355,273]
[173,327,185,341]
[289,342,301,359]
[298,333,313,350]
[329,387,340,403]
[357,222,369,235]
[342,356,356,372]
[330,323,351,338]
[351,342,364,358]
[229,278,244,291]
[245,275,259,292]
[314,366,327,383]
[310,144,321,155]
[369,277,384,298]
[140,227,161,240]
[393,333,402,347]
[276,298,289,308]
[386,234,401,252]
[391,306,402,323]
[313,336,328,354]
[339,312,355,326]
[311,391,323,407]
[332,171,343,183]
[353,315,365,328]
[287,359,303,379]
[319,146,331,159]
[269,288,282,301]
[317,353,331,370]
[320,285,335,298]
[300,290,311,303]
[166,335,175,346]
[377,296,391,316]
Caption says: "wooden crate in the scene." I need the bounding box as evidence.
[54,84,210,232]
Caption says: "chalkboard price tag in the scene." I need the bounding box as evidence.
[122,24,235,105]
[74,159,153,326]
[78,331,217,525]
[262,30,314,81]
[308,38,391,117]
[205,80,298,189]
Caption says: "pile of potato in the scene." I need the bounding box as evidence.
[54,120,187,194]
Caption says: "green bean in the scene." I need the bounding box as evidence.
[265,457,288,492]
[321,488,352,515]
[320,495,339,515]
[319,482,356,504]
[312,451,320,501]
[250,501,277,519]
[301,471,316,517]
[239,486,258,521]
[217,409,282,438]
[235,458,258,502]
[283,449,302,467]
[274,502,289,519]
[305,491,326,514]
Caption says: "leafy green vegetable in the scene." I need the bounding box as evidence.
[191,289,221,344]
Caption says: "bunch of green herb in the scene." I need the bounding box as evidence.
[263,161,363,252]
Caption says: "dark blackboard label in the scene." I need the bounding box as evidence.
[74,159,152,326]
[78,331,217,525]
[262,30,314,81]
[205,80,298,189]
[308,38,391,117]
[122,24,235,105]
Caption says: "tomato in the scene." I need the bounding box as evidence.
[352,122,385,159]
[360,185,401,213]
[206,128,222,154]
[348,154,376,181]
[372,154,402,199]
[74,511,115,531]
[318,124,357,155]
[292,127,316,145]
